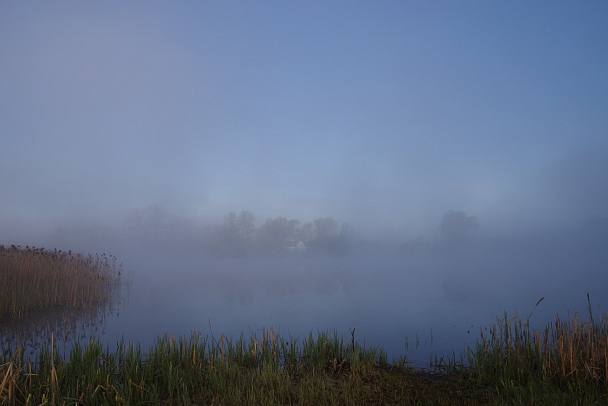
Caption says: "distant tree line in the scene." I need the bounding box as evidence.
[124,206,353,257]
[123,205,486,257]
[52,204,608,261]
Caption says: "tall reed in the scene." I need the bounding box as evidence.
[465,295,608,400]
[0,245,122,322]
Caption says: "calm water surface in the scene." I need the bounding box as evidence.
[4,242,606,367]
[98,244,606,366]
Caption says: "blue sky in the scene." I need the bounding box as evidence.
[1,1,607,241]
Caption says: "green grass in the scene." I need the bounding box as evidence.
[1,304,607,405]
[0,328,486,405]
[461,295,608,404]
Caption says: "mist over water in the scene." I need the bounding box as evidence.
[2,2,608,366]
[6,217,601,366]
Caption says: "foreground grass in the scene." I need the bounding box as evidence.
[1,302,608,405]
[463,295,608,405]
[1,329,488,405]
[0,245,121,322]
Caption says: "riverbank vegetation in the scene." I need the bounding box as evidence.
[1,245,606,403]
[463,295,608,404]
[0,245,121,323]
[1,303,607,405]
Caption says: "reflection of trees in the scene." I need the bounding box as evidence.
[200,260,352,303]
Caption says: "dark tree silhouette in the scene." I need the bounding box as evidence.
[256,217,301,252]
[310,217,348,254]
[438,210,479,248]
[218,211,256,256]
[126,204,170,238]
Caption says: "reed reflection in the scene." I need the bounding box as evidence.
[0,245,125,357]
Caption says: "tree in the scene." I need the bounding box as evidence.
[438,210,479,248]
[313,217,340,239]
[299,222,315,242]
[126,204,171,238]
[310,217,346,254]
[256,217,300,252]
[217,210,256,256]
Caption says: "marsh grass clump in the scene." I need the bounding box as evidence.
[1,314,607,404]
[0,245,122,322]
[0,328,491,405]
[465,295,608,403]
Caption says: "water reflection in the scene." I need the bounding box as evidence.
[0,275,127,359]
[3,239,606,369]
[0,245,126,359]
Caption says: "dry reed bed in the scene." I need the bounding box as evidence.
[0,245,121,322]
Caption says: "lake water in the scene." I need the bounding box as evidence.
[4,239,607,368]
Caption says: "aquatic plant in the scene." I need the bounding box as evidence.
[0,245,124,357]
[0,245,121,322]
[0,328,479,405]
[0,307,606,405]
[464,295,608,403]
